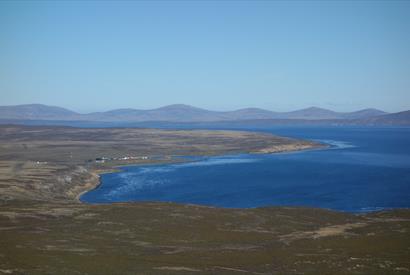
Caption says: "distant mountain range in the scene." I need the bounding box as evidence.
[0,103,389,120]
[0,104,408,126]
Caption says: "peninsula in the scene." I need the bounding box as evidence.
[0,125,320,202]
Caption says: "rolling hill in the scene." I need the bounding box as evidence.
[356,110,410,125]
[0,104,391,123]
[0,104,79,120]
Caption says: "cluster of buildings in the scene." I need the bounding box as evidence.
[94,155,149,163]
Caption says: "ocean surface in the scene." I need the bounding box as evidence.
[81,127,410,213]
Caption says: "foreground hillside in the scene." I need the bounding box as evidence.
[0,125,408,274]
[1,201,409,274]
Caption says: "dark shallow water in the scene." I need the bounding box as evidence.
[81,127,410,213]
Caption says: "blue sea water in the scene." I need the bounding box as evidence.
[81,127,410,213]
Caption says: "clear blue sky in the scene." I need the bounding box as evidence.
[1,1,409,113]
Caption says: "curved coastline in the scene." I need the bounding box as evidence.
[75,170,104,203]
[77,138,409,214]
[77,140,330,205]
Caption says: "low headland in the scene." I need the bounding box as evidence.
[0,125,409,274]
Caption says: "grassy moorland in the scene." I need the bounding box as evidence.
[0,125,409,274]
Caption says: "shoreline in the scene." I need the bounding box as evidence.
[74,170,104,203]
[74,141,328,205]
[70,141,324,204]
[75,141,410,214]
